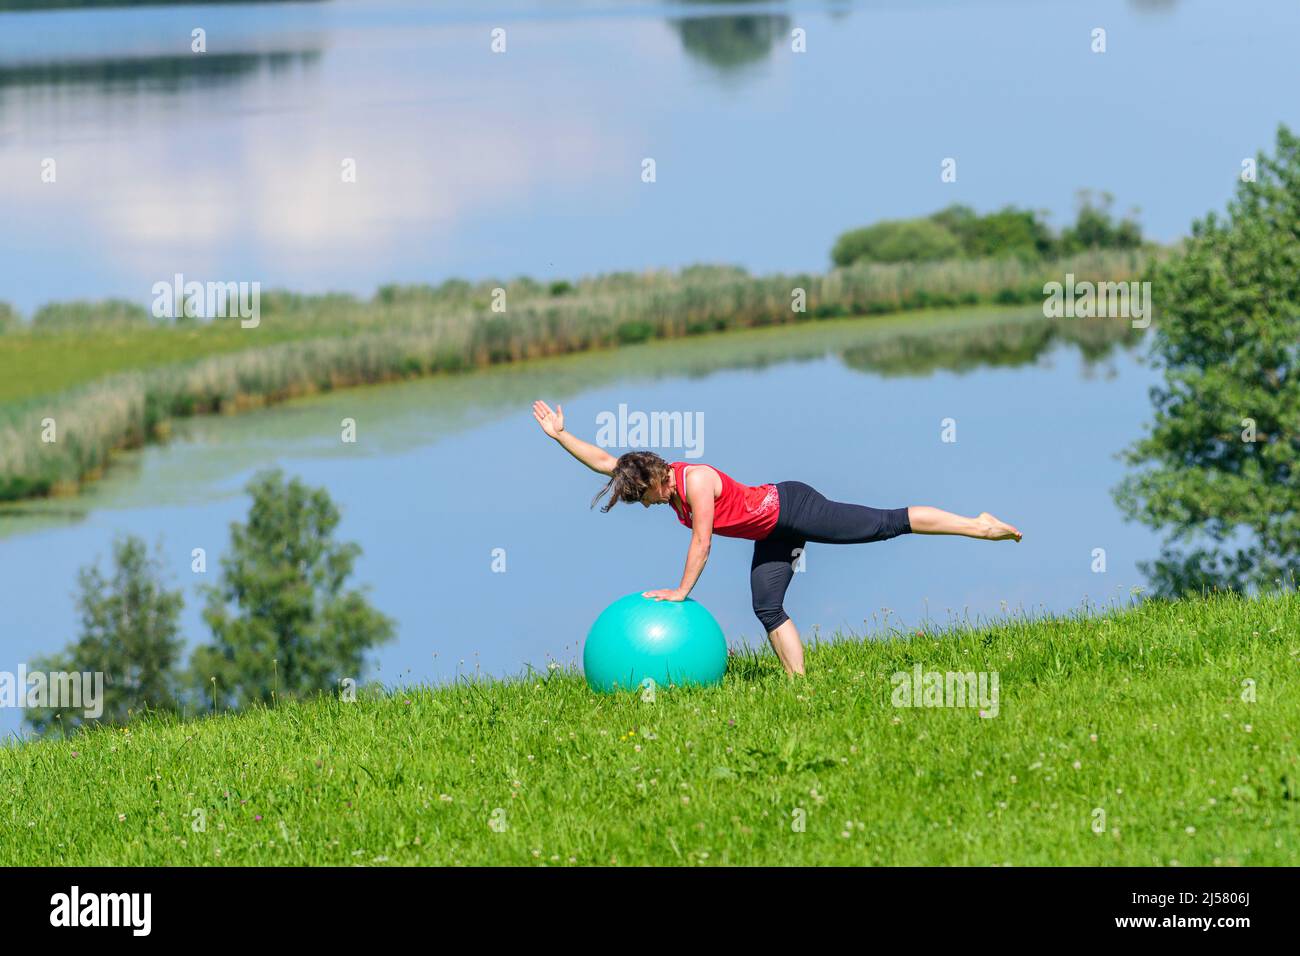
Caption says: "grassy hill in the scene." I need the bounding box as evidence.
[2,589,1295,866]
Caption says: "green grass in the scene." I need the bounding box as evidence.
[0,324,315,405]
[3,589,1296,866]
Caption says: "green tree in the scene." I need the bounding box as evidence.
[831,218,962,267]
[1115,125,1300,596]
[1060,190,1143,253]
[192,469,395,709]
[26,535,185,736]
[931,203,1056,259]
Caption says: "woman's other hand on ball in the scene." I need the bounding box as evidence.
[643,588,687,602]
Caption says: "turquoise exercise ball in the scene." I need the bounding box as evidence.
[583,592,728,693]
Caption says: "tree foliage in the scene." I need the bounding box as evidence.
[26,536,185,735]
[1115,125,1300,596]
[192,469,395,709]
[831,218,963,267]
[832,197,1144,267]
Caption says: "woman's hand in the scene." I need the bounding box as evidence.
[643,588,687,602]
[532,400,565,439]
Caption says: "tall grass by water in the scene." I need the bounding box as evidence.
[0,251,1152,500]
[1,587,1293,865]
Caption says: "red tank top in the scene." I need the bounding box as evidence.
[668,461,780,540]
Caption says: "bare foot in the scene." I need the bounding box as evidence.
[977,512,1022,542]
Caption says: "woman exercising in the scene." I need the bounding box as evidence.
[533,400,1021,676]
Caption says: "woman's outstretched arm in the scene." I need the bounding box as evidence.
[533,400,617,475]
[645,468,715,602]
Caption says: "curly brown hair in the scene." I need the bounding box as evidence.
[591,451,671,513]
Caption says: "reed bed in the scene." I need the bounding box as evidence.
[0,251,1154,501]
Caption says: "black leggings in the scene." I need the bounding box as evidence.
[750,481,911,632]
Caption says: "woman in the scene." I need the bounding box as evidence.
[533,399,1021,676]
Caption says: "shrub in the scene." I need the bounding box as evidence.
[931,203,1055,259]
[31,299,152,331]
[831,219,963,267]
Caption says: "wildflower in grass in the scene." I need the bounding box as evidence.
[254,815,262,821]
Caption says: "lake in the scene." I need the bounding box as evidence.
[2,0,1299,313]
[0,306,1161,733]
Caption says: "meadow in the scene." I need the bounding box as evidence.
[0,251,1151,501]
[2,588,1293,866]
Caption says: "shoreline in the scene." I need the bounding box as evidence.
[0,253,1153,504]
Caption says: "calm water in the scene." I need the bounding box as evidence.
[2,0,1299,313]
[0,307,1161,732]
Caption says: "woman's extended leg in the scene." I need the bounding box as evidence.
[775,482,1021,545]
[907,506,1022,541]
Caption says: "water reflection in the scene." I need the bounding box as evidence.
[0,0,324,10]
[673,12,791,73]
[841,314,1142,378]
[0,50,320,97]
